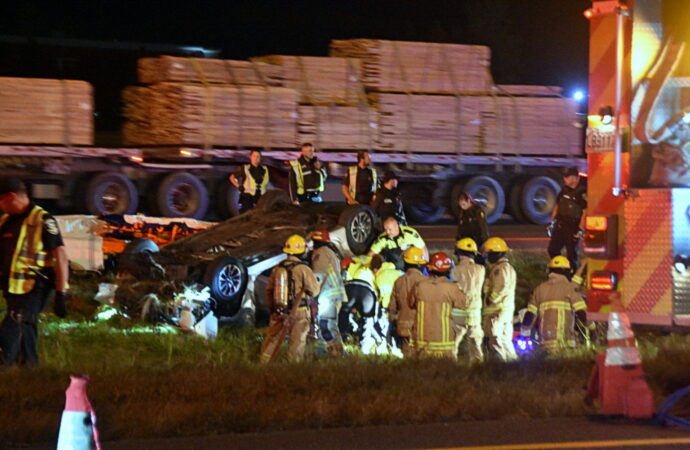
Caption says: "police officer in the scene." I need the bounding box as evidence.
[289,143,327,204]
[455,192,489,250]
[548,167,587,271]
[371,170,407,225]
[520,256,595,353]
[409,252,467,360]
[482,237,518,362]
[229,149,270,213]
[389,246,427,357]
[451,238,485,363]
[0,177,68,366]
[368,217,427,270]
[261,235,320,363]
[341,150,378,205]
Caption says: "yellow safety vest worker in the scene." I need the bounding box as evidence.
[347,166,377,200]
[289,160,325,195]
[374,261,401,309]
[242,164,269,196]
[0,204,51,295]
[344,257,376,287]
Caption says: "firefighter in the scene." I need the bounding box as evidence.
[368,217,427,271]
[451,238,485,363]
[310,229,346,356]
[455,192,489,251]
[373,257,403,354]
[339,255,382,353]
[288,142,327,204]
[482,237,518,362]
[0,177,69,366]
[548,167,587,271]
[261,234,320,363]
[520,256,595,353]
[229,149,270,213]
[389,246,427,357]
[371,170,407,225]
[341,150,378,205]
[409,252,467,359]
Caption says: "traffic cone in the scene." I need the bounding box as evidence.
[57,375,101,450]
[585,312,654,419]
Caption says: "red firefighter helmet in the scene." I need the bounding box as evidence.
[428,252,452,272]
[311,229,331,243]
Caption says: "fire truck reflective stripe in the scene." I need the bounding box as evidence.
[627,249,673,314]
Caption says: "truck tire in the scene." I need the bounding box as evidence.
[461,176,505,224]
[215,180,240,219]
[338,205,377,255]
[85,172,138,215]
[520,176,560,225]
[401,184,445,224]
[155,172,209,219]
[256,189,291,213]
[203,255,248,317]
[449,181,468,218]
[507,177,529,223]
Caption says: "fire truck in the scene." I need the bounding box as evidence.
[583,0,690,325]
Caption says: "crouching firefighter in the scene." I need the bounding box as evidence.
[261,235,320,363]
[519,256,594,353]
[409,252,467,359]
[389,246,427,357]
[310,229,346,357]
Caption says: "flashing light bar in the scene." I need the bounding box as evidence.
[591,271,618,291]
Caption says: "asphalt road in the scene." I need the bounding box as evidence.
[416,223,548,252]
[30,417,690,450]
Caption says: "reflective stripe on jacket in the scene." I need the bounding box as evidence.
[374,261,401,309]
[347,166,377,199]
[451,257,485,326]
[389,267,426,337]
[483,258,516,322]
[243,164,269,195]
[0,204,51,294]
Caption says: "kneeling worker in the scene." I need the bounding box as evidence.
[261,235,320,363]
[520,256,594,353]
[389,246,427,357]
[409,252,467,359]
[368,217,427,270]
[451,238,485,363]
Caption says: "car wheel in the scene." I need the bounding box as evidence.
[338,205,377,255]
[203,256,248,317]
[155,172,209,218]
[520,176,560,225]
[461,176,505,224]
[123,238,159,255]
[85,172,139,215]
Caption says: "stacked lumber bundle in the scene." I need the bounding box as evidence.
[496,85,563,96]
[252,55,363,105]
[371,93,579,155]
[122,83,298,148]
[329,39,492,94]
[298,106,377,150]
[137,55,283,86]
[0,77,93,145]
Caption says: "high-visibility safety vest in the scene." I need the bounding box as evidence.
[347,166,377,199]
[242,164,269,196]
[0,204,51,294]
[289,159,324,195]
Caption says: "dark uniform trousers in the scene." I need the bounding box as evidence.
[239,193,261,213]
[1,278,53,366]
[548,218,581,270]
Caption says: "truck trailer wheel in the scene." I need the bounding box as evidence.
[215,179,240,219]
[203,255,248,317]
[155,172,209,219]
[461,176,505,224]
[85,172,138,215]
[507,177,529,223]
[401,184,445,224]
[520,176,560,225]
[338,205,377,255]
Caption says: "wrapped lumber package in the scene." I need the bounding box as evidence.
[137,55,284,86]
[371,93,580,156]
[252,55,363,105]
[0,77,93,145]
[298,105,377,150]
[122,83,299,148]
[495,85,563,96]
[329,39,492,94]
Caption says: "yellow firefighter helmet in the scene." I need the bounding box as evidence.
[403,246,426,265]
[548,255,571,270]
[283,234,306,255]
[481,237,510,253]
[455,237,478,253]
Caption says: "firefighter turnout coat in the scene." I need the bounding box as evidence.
[311,245,345,320]
[483,257,518,361]
[409,276,467,358]
[526,272,587,352]
[451,257,485,362]
[389,267,426,338]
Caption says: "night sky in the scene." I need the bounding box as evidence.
[0,0,591,92]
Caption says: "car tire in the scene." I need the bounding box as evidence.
[520,176,560,225]
[256,189,291,213]
[203,255,248,317]
[461,176,505,224]
[215,179,240,219]
[85,172,139,215]
[155,172,209,219]
[123,238,159,255]
[338,205,377,255]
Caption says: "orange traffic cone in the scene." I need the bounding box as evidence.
[57,375,101,450]
[585,312,654,419]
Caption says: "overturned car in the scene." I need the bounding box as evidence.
[120,190,377,325]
